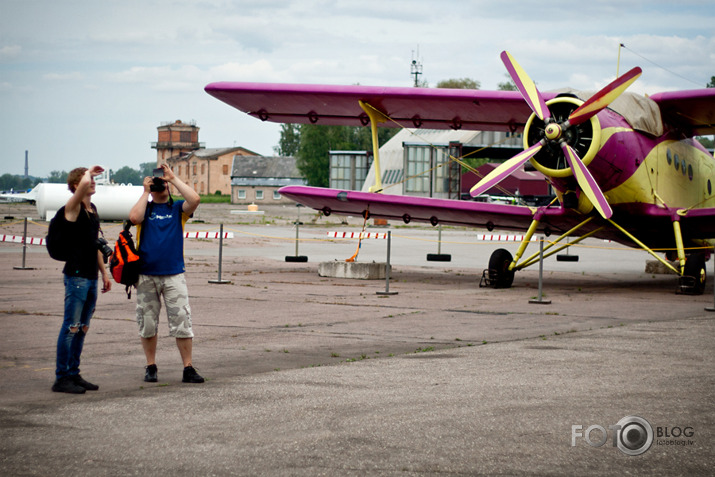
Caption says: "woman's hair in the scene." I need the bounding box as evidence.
[67,167,88,193]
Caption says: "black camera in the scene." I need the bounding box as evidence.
[96,237,112,263]
[149,176,166,192]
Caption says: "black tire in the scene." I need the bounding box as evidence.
[683,253,707,295]
[488,248,515,289]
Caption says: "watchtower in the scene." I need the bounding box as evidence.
[151,120,203,165]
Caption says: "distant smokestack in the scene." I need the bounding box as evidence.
[24,150,28,178]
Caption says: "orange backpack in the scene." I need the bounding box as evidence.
[110,221,141,298]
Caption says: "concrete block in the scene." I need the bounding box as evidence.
[318,261,389,280]
[645,260,679,275]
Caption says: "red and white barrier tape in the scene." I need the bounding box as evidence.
[327,231,387,239]
[475,234,537,242]
[184,232,234,239]
[0,235,46,245]
[0,232,232,246]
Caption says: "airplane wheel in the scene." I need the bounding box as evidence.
[684,253,707,295]
[488,248,515,289]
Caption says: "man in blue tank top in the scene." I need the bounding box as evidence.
[129,163,204,384]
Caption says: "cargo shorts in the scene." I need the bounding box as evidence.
[135,274,194,339]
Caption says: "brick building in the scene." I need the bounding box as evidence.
[152,120,259,195]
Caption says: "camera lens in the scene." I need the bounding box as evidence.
[96,238,112,263]
[149,177,166,192]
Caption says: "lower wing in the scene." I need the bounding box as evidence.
[280,185,582,235]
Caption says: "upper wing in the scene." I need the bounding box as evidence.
[649,88,715,136]
[205,82,553,132]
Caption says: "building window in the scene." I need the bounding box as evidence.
[178,165,182,176]
[405,146,430,194]
[180,131,191,143]
[223,164,229,175]
[192,163,197,175]
[255,190,264,200]
[201,163,205,175]
[200,182,205,194]
[329,152,370,190]
[273,190,281,200]
[404,145,458,198]
[238,190,246,199]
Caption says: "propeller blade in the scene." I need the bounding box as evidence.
[470,142,543,197]
[568,67,642,126]
[561,143,612,219]
[501,51,551,121]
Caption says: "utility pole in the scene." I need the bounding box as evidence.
[411,47,423,87]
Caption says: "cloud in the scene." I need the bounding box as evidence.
[106,65,201,91]
[208,60,278,82]
[0,45,21,60]
[43,72,85,81]
[1,0,713,177]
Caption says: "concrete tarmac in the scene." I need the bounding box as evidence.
[0,203,713,476]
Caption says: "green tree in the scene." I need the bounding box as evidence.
[0,173,17,190]
[111,165,142,185]
[274,124,301,156]
[697,136,714,148]
[436,78,480,89]
[707,76,714,88]
[497,74,517,91]
[47,170,68,184]
[139,162,156,178]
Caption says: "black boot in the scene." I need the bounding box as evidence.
[144,364,158,383]
[73,375,99,391]
[52,377,86,394]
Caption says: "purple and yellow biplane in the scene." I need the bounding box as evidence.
[206,51,715,294]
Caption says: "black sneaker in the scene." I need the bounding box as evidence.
[182,366,204,383]
[144,364,158,383]
[52,377,86,394]
[73,375,99,391]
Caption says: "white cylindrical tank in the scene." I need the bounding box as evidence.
[36,183,145,221]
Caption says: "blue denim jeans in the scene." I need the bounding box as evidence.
[56,275,97,380]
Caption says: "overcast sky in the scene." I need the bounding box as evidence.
[1,0,713,178]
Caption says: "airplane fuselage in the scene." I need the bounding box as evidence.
[532,100,715,250]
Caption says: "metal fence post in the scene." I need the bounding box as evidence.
[209,223,231,284]
[377,230,398,295]
[13,217,35,270]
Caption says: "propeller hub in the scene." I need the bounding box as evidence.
[545,123,561,140]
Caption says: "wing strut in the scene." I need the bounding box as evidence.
[607,218,680,274]
[359,101,389,193]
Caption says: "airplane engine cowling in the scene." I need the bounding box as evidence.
[525,96,602,179]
